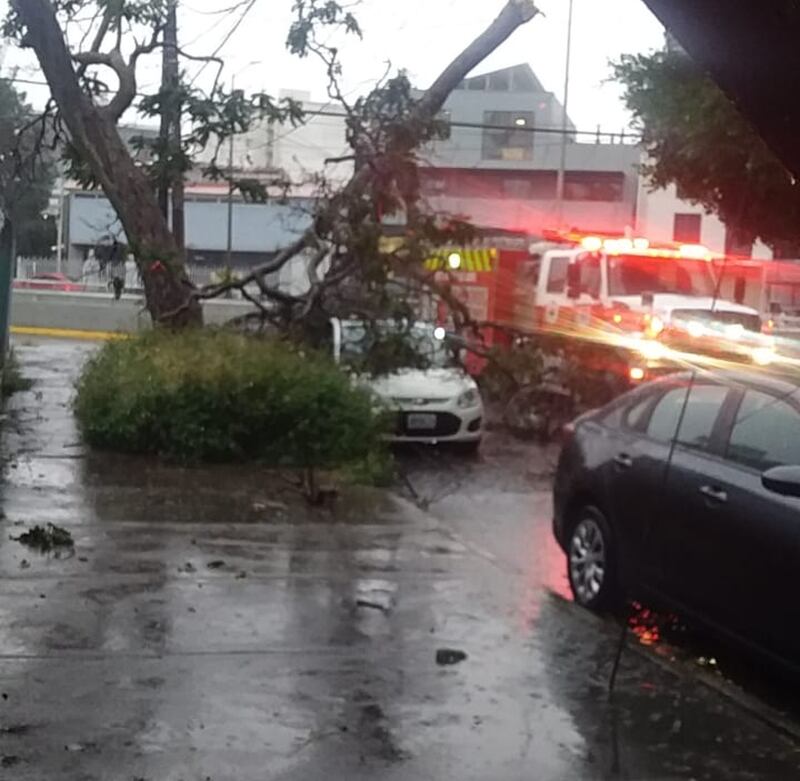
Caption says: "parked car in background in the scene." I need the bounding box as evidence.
[13,273,84,292]
[330,318,483,450]
[553,368,800,673]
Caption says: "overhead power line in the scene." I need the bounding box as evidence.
[306,109,640,142]
[2,76,641,142]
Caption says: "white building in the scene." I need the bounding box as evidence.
[59,72,782,283]
[635,176,773,259]
[207,89,352,190]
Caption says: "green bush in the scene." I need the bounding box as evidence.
[75,329,387,466]
[2,349,32,397]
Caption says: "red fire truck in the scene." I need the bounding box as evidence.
[432,231,776,382]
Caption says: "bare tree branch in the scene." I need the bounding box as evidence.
[199,234,312,299]
[132,24,163,62]
[72,11,163,123]
[176,46,225,95]
[188,0,258,87]
[76,6,106,56]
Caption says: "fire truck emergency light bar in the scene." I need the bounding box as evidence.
[542,229,717,261]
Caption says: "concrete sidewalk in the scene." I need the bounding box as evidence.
[0,336,798,780]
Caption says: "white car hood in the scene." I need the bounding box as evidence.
[365,368,475,401]
[611,294,759,321]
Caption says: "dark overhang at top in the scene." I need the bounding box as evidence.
[641,0,800,177]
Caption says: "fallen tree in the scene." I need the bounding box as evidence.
[196,0,541,341]
[7,0,539,331]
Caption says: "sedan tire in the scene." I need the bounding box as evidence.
[566,506,618,611]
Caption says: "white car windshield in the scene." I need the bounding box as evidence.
[608,255,716,298]
[340,322,453,369]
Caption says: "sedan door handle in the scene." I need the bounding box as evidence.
[699,485,728,504]
[614,453,633,469]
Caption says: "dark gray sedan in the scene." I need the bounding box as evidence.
[553,369,800,671]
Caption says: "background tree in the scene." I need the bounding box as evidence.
[613,49,800,255]
[0,77,56,257]
[5,0,300,326]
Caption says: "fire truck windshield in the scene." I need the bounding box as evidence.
[608,255,716,298]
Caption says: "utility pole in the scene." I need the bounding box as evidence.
[225,75,235,268]
[55,176,65,274]
[158,0,185,252]
[555,0,574,228]
[0,217,14,360]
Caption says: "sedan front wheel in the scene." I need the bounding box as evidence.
[567,506,618,611]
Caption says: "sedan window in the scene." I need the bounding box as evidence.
[597,387,659,430]
[646,386,688,443]
[645,383,727,450]
[624,395,654,431]
[675,385,729,450]
[726,390,800,470]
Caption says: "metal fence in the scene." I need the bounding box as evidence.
[16,257,59,279]
[15,255,257,298]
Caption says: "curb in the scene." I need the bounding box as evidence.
[547,591,800,744]
[10,326,130,341]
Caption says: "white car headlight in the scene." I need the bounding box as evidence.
[456,388,481,409]
[752,346,776,367]
[637,339,666,361]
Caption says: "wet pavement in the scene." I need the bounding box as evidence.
[0,337,799,779]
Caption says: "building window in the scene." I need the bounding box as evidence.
[564,171,625,202]
[487,70,511,91]
[419,168,557,200]
[481,111,535,161]
[500,171,557,199]
[673,213,702,243]
[502,177,530,199]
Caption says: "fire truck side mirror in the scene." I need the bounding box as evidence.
[769,301,783,315]
[566,262,581,299]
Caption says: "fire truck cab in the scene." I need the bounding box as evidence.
[532,234,774,378]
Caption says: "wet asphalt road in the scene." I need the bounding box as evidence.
[0,337,799,780]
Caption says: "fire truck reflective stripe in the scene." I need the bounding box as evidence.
[423,248,497,272]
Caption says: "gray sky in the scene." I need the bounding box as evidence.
[2,0,665,133]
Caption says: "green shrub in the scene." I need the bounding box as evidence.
[2,349,32,397]
[343,447,396,488]
[74,329,387,466]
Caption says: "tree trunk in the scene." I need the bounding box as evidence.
[14,0,201,327]
[415,0,539,119]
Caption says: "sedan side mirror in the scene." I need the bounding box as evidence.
[761,465,800,498]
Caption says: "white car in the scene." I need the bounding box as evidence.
[331,319,483,449]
